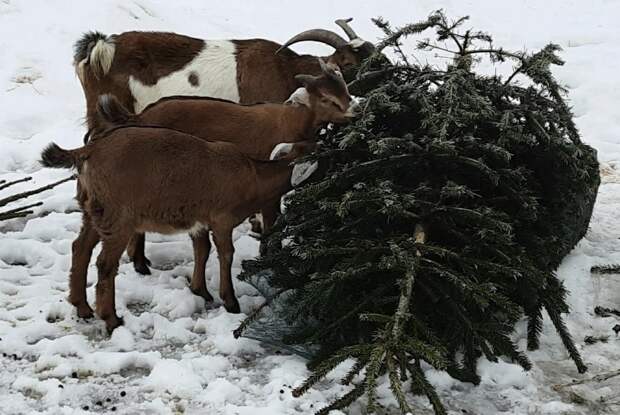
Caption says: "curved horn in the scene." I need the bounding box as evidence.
[335,18,359,41]
[276,29,348,54]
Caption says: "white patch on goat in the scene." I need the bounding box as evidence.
[291,161,318,186]
[128,40,240,113]
[270,143,295,160]
[90,38,115,78]
[188,222,209,237]
[284,87,310,107]
[349,38,366,49]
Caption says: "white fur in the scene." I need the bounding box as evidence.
[270,143,294,160]
[291,161,318,186]
[349,38,366,49]
[188,222,209,237]
[284,87,310,107]
[128,40,240,113]
[90,39,115,79]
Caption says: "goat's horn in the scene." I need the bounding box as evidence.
[276,29,348,54]
[335,18,359,41]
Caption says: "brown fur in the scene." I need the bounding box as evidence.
[77,31,365,132]
[79,32,205,134]
[96,63,352,160]
[43,126,313,332]
[74,28,360,274]
[93,61,353,274]
[233,40,365,104]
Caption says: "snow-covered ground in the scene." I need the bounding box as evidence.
[1,0,619,413]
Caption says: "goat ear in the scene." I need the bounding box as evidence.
[270,143,295,160]
[318,57,330,73]
[294,74,316,88]
[319,57,340,76]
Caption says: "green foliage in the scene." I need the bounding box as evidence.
[237,11,599,414]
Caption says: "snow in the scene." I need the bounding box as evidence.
[1,0,619,413]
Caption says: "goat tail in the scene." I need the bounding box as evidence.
[73,31,115,81]
[96,94,134,128]
[40,143,84,170]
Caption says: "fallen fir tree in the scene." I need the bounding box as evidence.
[235,11,600,414]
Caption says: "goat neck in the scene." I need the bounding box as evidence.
[252,159,297,205]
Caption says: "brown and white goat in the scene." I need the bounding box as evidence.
[94,58,354,275]
[41,127,316,332]
[75,19,374,134]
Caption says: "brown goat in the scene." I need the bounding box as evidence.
[95,59,353,158]
[95,59,354,275]
[75,19,374,135]
[41,127,316,332]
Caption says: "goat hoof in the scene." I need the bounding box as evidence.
[105,315,124,334]
[76,303,94,319]
[190,286,214,303]
[224,299,241,314]
[133,261,151,275]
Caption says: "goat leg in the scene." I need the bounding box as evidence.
[68,215,100,319]
[212,223,240,314]
[260,198,281,233]
[248,213,263,235]
[189,228,215,305]
[95,234,129,333]
[258,198,281,256]
[127,233,151,275]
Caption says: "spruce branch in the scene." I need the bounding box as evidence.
[0,201,43,222]
[526,307,543,351]
[315,381,367,415]
[594,306,620,318]
[409,362,448,415]
[554,370,620,388]
[0,176,32,191]
[591,264,620,274]
[232,288,287,339]
[341,356,369,386]
[544,297,588,373]
[364,344,387,413]
[387,352,412,413]
[0,175,75,209]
